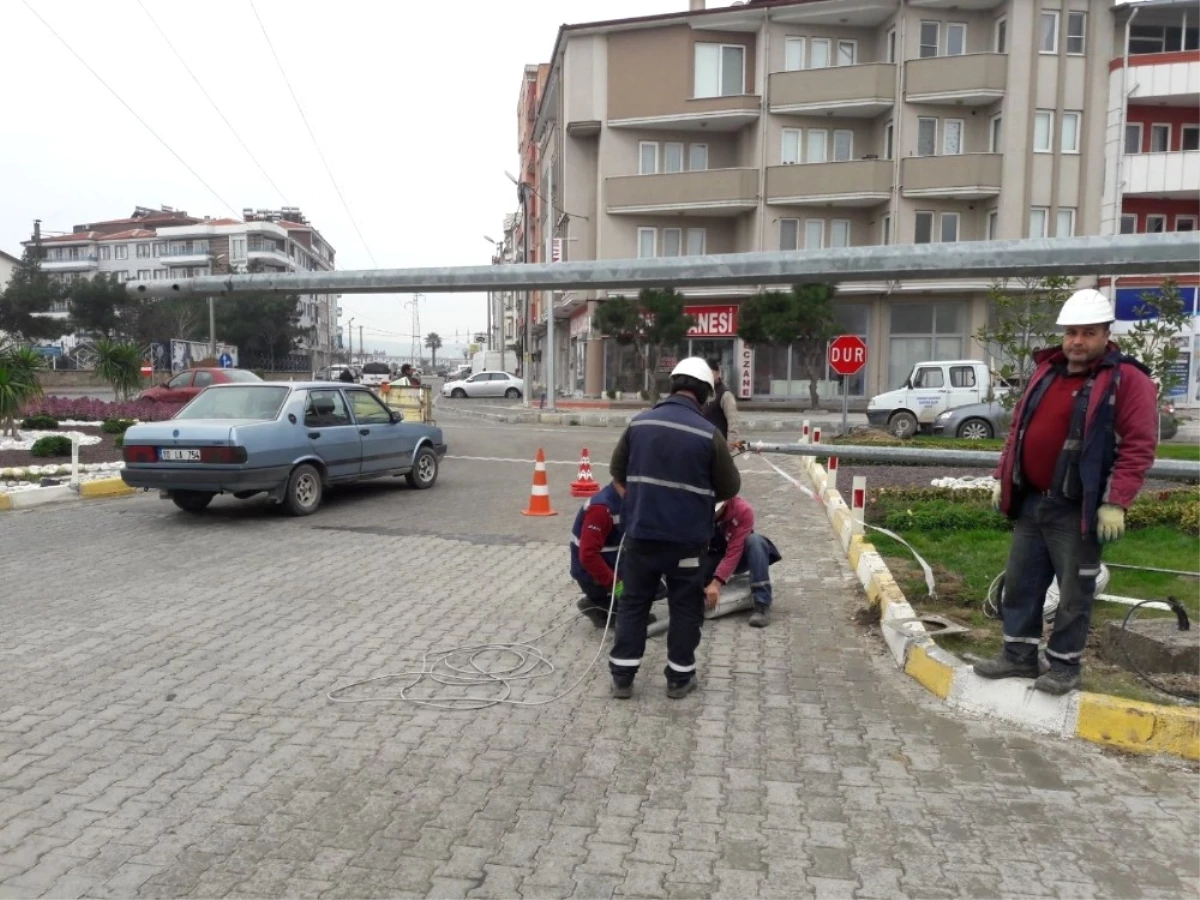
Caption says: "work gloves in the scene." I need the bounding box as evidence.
[1097,504,1127,544]
[613,581,624,601]
[991,481,1002,512]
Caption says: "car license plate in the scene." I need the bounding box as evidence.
[160,448,201,462]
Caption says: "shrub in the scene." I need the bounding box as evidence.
[21,396,182,423]
[102,418,135,434]
[21,415,58,430]
[1128,489,1199,533]
[114,434,124,450]
[30,435,74,458]
[881,500,1007,533]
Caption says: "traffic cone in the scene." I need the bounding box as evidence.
[521,448,559,517]
[570,448,602,498]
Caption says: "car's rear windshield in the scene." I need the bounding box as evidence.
[175,386,289,420]
[224,369,262,383]
[361,362,390,374]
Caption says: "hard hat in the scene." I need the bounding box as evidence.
[1057,288,1115,326]
[670,357,715,390]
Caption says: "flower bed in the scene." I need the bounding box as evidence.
[20,396,183,423]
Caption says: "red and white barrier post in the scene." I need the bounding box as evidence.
[851,476,866,534]
[799,420,811,445]
[812,426,822,446]
[826,454,838,492]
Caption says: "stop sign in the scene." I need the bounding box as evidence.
[828,335,867,376]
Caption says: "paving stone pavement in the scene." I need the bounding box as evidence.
[0,417,1196,899]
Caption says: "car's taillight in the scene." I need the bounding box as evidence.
[123,445,157,464]
[200,446,248,464]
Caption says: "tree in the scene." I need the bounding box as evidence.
[0,344,45,438]
[67,273,135,339]
[594,288,695,395]
[424,332,443,368]
[214,294,301,370]
[1117,279,1191,408]
[0,245,69,343]
[93,338,144,401]
[738,284,839,410]
[974,275,1072,410]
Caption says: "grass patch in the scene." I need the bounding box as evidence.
[833,432,1196,460]
[1157,442,1200,462]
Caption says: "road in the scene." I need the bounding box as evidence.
[0,411,1196,899]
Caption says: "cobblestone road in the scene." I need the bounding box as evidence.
[0,413,1196,899]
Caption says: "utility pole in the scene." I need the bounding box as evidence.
[411,294,421,365]
[359,325,364,363]
[518,182,532,408]
[544,167,556,411]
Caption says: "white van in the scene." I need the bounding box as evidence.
[866,360,999,437]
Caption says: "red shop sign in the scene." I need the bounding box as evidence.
[685,304,738,337]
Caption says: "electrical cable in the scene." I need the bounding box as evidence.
[327,539,627,710]
[136,0,291,207]
[1117,598,1198,703]
[248,0,378,266]
[22,1,238,217]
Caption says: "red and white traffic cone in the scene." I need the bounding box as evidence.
[570,448,602,498]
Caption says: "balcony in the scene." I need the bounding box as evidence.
[766,159,892,206]
[41,255,98,271]
[1113,52,1200,106]
[769,63,896,117]
[606,168,759,216]
[162,247,211,265]
[607,95,761,132]
[247,243,291,266]
[902,153,1002,199]
[906,53,1007,106]
[1123,151,1200,199]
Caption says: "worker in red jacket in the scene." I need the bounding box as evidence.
[975,288,1159,695]
[704,496,781,628]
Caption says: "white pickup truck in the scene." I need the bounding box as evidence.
[867,360,1004,437]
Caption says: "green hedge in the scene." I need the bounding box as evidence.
[30,436,73,458]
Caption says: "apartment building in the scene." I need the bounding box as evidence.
[1100,0,1199,406]
[531,0,1114,398]
[0,248,18,293]
[28,205,340,359]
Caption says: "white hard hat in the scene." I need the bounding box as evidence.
[670,357,715,390]
[1057,288,1115,326]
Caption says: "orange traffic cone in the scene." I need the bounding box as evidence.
[521,448,559,517]
[570,448,602,498]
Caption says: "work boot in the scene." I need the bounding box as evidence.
[1035,668,1081,695]
[972,655,1039,680]
[611,679,633,700]
[666,678,698,699]
[749,603,771,628]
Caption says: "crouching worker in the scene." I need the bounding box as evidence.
[569,482,627,627]
[704,497,781,628]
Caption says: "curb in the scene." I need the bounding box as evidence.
[439,403,846,433]
[0,477,137,512]
[799,454,1199,762]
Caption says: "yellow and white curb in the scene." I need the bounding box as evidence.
[0,478,136,512]
[797,451,1199,762]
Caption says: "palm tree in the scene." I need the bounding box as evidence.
[0,345,43,438]
[424,332,443,369]
[94,338,144,401]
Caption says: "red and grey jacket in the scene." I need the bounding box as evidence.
[710,496,755,584]
[569,484,623,588]
[994,343,1158,534]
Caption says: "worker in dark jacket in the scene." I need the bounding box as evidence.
[975,289,1158,695]
[701,358,742,449]
[570,482,626,626]
[608,357,742,700]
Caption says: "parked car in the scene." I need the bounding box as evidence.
[441,371,525,399]
[359,361,392,387]
[120,382,447,515]
[138,367,261,403]
[867,360,1007,438]
[933,399,1179,441]
[313,365,358,383]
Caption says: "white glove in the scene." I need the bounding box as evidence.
[991,481,1002,512]
[1097,504,1126,544]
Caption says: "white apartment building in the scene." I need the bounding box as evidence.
[0,249,18,293]
[532,0,1115,399]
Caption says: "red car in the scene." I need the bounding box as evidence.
[139,368,262,403]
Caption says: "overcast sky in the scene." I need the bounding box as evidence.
[1,0,681,358]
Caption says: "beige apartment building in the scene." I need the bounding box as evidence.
[531,0,1114,399]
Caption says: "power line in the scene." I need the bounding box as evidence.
[21,1,239,218]
[248,0,378,266]
[136,0,291,207]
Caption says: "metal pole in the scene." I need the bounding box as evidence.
[545,218,556,411]
[521,184,532,408]
[841,376,849,436]
[208,296,216,358]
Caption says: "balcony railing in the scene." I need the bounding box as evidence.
[905,53,1007,105]
[606,168,759,214]
[902,153,1003,199]
[1123,150,1200,198]
[766,160,892,206]
[769,63,896,116]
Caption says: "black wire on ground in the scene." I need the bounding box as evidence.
[1118,597,1199,703]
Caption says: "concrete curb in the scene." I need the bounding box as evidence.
[799,453,1199,762]
[0,477,136,512]
[439,403,846,433]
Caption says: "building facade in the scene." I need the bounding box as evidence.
[0,248,18,293]
[530,0,1116,399]
[1100,0,1199,407]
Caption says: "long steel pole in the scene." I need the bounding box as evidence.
[521,184,532,409]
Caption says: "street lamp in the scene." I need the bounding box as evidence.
[347,317,355,365]
[207,253,230,359]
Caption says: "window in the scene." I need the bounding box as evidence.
[950,366,977,388]
[830,219,851,248]
[114,244,128,260]
[881,214,891,245]
[915,211,934,244]
[1061,111,1081,153]
[662,228,683,257]
[1125,123,1143,154]
[193,371,215,389]
[694,42,745,98]
[1119,214,1137,234]
[99,245,111,261]
[1056,208,1075,237]
[837,41,857,66]
[1182,126,1200,152]
[664,142,685,174]
[804,219,825,249]
[349,390,393,426]
[137,269,151,281]
[1029,207,1049,238]
[884,121,895,160]
[780,219,799,251]
[231,238,247,260]
[304,390,351,427]
[986,210,999,241]
[994,17,1007,53]
[810,38,831,68]
[832,129,854,162]
[886,29,896,63]
[639,142,658,175]
[1033,111,1053,152]
[782,129,802,164]
[1150,124,1170,153]
[686,228,707,255]
[940,213,960,243]
[989,114,1003,152]
[1146,214,1167,233]
[153,269,166,280]
[136,243,151,259]
[1176,217,1197,232]
[688,143,709,171]
[1066,12,1086,55]
[919,22,939,58]
[946,23,967,56]
[917,118,937,156]
[943,119,964,155]
[784,37,805,71]
[637,228,656,258]
[913,367,945,388]
[1130,24,1167,54]
[806,129,828,163]
[1041,11,1059,53]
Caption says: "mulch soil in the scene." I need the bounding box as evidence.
[0,427,124,471]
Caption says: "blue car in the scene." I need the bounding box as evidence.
[120,382,447,515]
